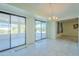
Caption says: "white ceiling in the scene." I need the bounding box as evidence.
[9,3,79,20]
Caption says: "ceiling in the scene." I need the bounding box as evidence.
[9,3,79,20]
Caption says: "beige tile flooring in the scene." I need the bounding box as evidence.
[0,39,79,56]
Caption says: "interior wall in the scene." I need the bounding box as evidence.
[46,21,51,39]
[62,19,78,37]
[78,18,79,46]
[26,17,35,45]
[47,20,57,40]
[56,18,78,42]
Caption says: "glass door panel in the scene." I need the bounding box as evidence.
[11,15,25,48]
[36,21,42,40]
[0,13,10,51]
[42,22,46,39]
[18,17,25,45]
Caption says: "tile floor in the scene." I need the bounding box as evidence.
[0,39,79,56]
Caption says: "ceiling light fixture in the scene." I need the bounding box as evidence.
[48,4,59,21]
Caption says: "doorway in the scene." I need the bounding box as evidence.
[57,18,78,42]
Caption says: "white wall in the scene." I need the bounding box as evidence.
[47,20,57,40]
[26,17,35,45]
[46,21,51,39]
[62,19,78,36]
[78,18,79,46]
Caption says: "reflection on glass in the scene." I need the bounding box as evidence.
[0,12,26,51]
[20,24,25,33]
[36,21,41,40]
[0,13,10,51]
[42,22,46,39]
[36,21,47,41]
[11,24,18,34]
[11,15,25,47]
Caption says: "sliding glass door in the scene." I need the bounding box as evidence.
[0,12,26,51]
[0,13,10,51]
[11,15,26,48]
[36,21,42,40]
[35,20,46,41]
